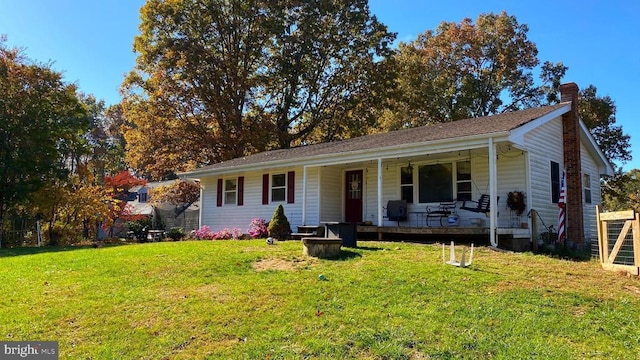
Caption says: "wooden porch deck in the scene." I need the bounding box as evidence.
[357,225,532,250]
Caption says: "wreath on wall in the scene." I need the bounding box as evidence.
[507,191,526,216]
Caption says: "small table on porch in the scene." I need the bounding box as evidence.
[409,211,429,227]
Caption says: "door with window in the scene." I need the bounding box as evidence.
[345,170,363,223]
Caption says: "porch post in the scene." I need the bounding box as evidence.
[198,182,204,230]
[302,166,308,225]
[489,138,498,247]
[377,158,384,226]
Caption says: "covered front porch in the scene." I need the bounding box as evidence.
[301,138,532,248]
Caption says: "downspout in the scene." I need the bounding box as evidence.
[524,151,532,234]
[489,138,498,247]
[198,182,204,230]
[302,166,307,225]
[377,158,384,226]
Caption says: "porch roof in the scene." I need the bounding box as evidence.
[185,103,569,176]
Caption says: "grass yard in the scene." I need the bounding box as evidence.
[1,240,639,359]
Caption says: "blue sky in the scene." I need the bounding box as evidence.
[1,0,638,171]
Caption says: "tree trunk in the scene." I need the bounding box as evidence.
[48,219,57,246]
[0,201,4,248]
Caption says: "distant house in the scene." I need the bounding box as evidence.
[182,83,613,250]
[127,180,200,232]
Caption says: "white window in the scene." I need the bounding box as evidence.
[456,161,472,201]
[583,173,592,204]
[419,163,453,203]
[271,174,286,202]
[400,166,414,203]
[417,161,470,203]
[225,179,237,205]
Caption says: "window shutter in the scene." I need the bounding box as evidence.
[287,171,295,204]
[237,176,244,206]
[216,178,223,207]
[262,174,269,205]
[551,161,560,203]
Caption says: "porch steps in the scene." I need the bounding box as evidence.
[291,225,324,240]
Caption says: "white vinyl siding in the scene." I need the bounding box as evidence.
[319,167,342,222]
[304,167,321,225]
[580,142,600,244]
[523,116,565,232]
[495,148,528,227]
[200,168,305,232]
[364,166,377,223]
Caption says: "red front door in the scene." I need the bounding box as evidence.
[345,170,363,223]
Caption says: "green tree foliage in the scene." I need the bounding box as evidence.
[387,11,566,129]
[267,204,291,240]
[102,104,129,176]
[0,38,88,246]
[602,169,640,212]
[387,12,629,166]
[578,85,631,164]
[76,97,129,183]
[122,0,395,178]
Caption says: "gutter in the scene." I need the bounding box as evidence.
[181,130,512,178]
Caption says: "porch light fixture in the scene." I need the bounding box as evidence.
[407,161,413,175]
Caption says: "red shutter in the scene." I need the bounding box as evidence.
[262,174,269,205]
[216,178,223,207]
[237,176,244,206]
[287,171,295,204]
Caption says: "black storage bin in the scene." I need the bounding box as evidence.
[325,222,357,248]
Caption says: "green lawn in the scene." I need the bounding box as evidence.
[1,240,639,359]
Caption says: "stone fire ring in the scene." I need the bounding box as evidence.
[302,238,342,258]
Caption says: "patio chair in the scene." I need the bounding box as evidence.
[385,200,407,226]
[426,200,457,226]
[460,195,498,215]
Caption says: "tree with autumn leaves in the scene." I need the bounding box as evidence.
[151,180,200,210]
[386,12,629,166]
[2,7,635,245]
[122,0,395,179]
[103,171,148,229]
[0,38,89,246]
[385,12,563,127]
[26,173,117,245]
[122,7,629,179]
[0,37,139,246]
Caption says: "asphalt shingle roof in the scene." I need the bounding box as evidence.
[190,103,568,173]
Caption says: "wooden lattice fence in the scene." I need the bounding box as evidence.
[596,205,640,276]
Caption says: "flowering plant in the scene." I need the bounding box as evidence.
[247,218,268,238]
[193,225,215,239]
[192,225,243,240]
[213,228,243,240]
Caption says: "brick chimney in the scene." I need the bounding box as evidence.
[560,82,584,246]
